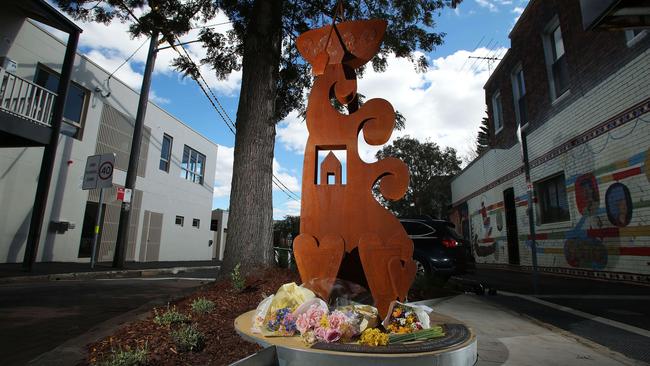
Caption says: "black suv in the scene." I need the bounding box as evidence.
[400,217,475,278]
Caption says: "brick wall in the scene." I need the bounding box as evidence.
[485,0,650,149]
[452,0,650,278]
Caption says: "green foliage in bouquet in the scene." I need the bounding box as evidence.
[190,298,215,314]
[171,324,205,353]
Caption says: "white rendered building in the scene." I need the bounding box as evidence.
[0,3,218,264]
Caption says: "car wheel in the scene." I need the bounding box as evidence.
[414,258,428,277]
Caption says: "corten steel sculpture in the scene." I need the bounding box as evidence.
[293,18,416,318]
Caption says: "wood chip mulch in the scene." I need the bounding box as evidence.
[86,268,300,366]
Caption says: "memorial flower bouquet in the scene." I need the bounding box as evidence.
[383,302,430,334]
[294,303,361,344]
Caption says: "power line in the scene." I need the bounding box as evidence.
[115,1,301,202]
[169,37,301,201]
[107,36,150,81]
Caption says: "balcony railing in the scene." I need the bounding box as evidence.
[0,67,56,127]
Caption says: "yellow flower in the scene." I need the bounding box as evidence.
[319,314,329,328]
[359,328,389,346]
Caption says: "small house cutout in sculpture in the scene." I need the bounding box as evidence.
[293,18,416,319]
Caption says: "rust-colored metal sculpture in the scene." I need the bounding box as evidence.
[294,18,416,318]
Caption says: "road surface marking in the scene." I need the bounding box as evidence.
[499,290,650,338]
[535,294,650,300]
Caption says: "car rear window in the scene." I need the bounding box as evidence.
[401,221,435,236]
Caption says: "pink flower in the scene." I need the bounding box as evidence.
[324,328,342,343]
[296,313,311,334]
[314,326,328,342]
[306,305,326,328]
[327,310,348,331]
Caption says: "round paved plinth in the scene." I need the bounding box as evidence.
[234,310,477,366]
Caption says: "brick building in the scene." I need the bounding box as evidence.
[450,0,650,282]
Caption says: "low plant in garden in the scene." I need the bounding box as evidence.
[171,324,205,352]
[231,262,245,291]
[190,297,215,314]
[94,346,148,366]
[153,304,189,326]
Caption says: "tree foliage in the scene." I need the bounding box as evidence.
[375,136,461,218]
[476,113,490,155]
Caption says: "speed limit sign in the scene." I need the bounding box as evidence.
[83,153,115,190]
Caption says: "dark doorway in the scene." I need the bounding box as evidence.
[503,188,520,265]
[78,201,105,258]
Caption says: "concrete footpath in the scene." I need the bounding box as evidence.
[0,260,220,283]
[432,294,645,366]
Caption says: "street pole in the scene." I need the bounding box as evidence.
[112,30,159,268]
[91,188,104,269]
[518,125,539,294]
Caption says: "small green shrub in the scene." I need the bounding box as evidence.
[171,324,205,353]
[95,346,148,366]
[152,304,189,326]
[190,297,215,314]
[231,263,245,291]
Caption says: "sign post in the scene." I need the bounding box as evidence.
[83,153,115,268]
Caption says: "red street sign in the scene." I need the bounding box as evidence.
[116,187,132,203]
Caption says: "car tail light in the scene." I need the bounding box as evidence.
[442,238,458,248]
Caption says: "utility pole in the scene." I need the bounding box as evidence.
[112,30,159,268]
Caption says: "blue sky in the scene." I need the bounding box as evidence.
[52,0,528,218]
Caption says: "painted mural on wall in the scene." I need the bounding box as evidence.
[466,148,650,271]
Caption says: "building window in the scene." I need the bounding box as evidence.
[175,215,184,226]
[535,173,570,224]
[192,218,200,228]
[543,18,569,100]
[491,91,503,133]
[159,134,173,172]
[511,65,527,126]
[181,145,206,184]
[210,219,219,231]
[625,29,647,47]
[34,65,88,139]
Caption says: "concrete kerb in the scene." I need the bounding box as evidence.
[0,265,220,284]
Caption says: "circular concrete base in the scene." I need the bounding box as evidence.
[234,310,477,366]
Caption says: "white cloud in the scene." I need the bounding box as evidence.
[475,0,498,12]
[43,5,241,96]
[273,199,301,219]
[213,145,302,201]
[213,145,234,198]
[273,159,301,193]
[277,48,504,165]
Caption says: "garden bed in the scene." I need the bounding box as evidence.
[86,268,456,365]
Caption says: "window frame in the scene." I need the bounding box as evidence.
[181,145,206,185]
[175,215,184,227]
[159,133,173,173]
[542,16,570,102]
[510,64,527,127]
[534,172,571,225]
[491,91,504,134]
[192,218,200,229]
[401,220,436,238]
[34,63,89,139]
[625,29,647,47]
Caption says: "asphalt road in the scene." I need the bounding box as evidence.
[0,277,212,366]
[453,268,650,363]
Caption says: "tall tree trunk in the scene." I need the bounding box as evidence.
[223,0,283,274]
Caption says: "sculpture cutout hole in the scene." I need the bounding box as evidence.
[316,148,347,185]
